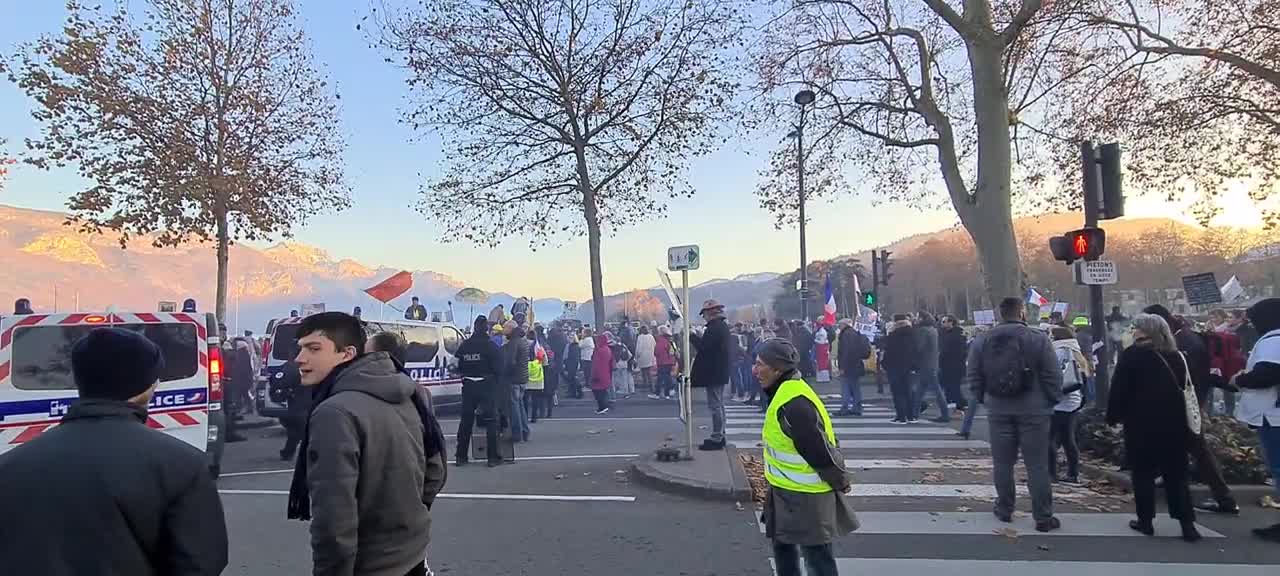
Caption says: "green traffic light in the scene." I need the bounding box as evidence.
[863,292,876,306]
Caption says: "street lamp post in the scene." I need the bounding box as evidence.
[794,89,815,323]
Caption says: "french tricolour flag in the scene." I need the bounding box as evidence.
[1025,287,1049,307]
[822,275,837,326]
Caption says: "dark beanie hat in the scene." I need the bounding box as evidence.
[72,328,165,401]
[474,315,489,334]
[1247,298,1280,335]
[757,338,799,372]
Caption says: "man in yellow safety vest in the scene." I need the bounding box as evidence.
[754,338,859,576]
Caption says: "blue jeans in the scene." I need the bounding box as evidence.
[914,367,950,421]
[729,362,744,396]
[840,371,863,414]
[961,401,982,436]
[510,385,529,442]
[1260,421,1280,499]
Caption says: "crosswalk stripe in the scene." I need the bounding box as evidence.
[731,439,988,449]
[844,512,1223,537]
[722,427,956,436]
[827,559,1268,575]
[725,417,909,425]
[844,459,993,469]
[840,484,1016,498]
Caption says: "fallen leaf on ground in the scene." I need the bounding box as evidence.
[735,502,745,511]
[582,472,591,477]
[554,474,566,480]
[1038,544,1052,551]
[586,429,600,435]
[994,528,1019,539]
[956,506,972,512]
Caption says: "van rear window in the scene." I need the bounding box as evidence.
[272,324,300,361]
[11,323,199,391]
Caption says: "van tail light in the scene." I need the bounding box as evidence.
[208,345,224,405]
[261,338,272,365]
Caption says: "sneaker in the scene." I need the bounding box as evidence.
[1252,523,1280,543]
[455,459,469,467]
[887,417,901,423]
[891,419,908,425]
[929,417,951,423]
[1060,475,1081,485]
[907,418,920,424]
[1035,517,1062,533]
[994,510,1012,523]
[648,394,662,400]
[1193,498,1240,515]
[956,431,970,439]
[596,407,610,414]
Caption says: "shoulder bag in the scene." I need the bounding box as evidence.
[1156,350,1201,436]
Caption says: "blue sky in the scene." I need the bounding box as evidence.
[0,1,1251,301]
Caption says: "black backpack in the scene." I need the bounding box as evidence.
[981,331,1034,398]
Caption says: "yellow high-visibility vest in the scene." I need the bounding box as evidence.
[762,378,836,494]
[526,360,545,390]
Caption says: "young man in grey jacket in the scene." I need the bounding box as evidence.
[286,312,446,576]
[965,297,1063,532]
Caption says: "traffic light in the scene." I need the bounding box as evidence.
[879,250,893,285]
[1098,143,1124,220]
[862,291,877,309]
[1049,228,1106,264]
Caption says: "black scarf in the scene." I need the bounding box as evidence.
[286,355,447,521]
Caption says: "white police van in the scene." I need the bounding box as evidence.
[0,311,227,477]
[258,315,463,418]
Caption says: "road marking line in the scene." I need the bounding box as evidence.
[829,559,1265,575]
[831,512,1224,537]
[731,439,988,449]
[842,484,1018,497]
[218,490,636,502]
[220,453,643,478]
[844,458,993,469]
[723,427,955,436]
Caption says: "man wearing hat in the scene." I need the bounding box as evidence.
[691,299,733,450]
[754,338,858,576]
[0,327,229,575]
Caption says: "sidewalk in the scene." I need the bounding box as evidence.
[630,444,753,502]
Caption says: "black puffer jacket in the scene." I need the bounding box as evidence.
[0,400,228,576]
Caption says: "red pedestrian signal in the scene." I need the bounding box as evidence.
[1073,233,1089,258]
[1050,228,1106,264]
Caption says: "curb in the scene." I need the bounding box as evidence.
[630,448,752,502]
[1082,461,1276,499]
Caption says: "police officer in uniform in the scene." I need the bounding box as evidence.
[455,315,503,466]
[754,338,859,576]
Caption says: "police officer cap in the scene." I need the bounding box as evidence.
[72,327,165,401]
[757,338,799,372]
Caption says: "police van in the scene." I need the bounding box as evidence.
[0,311,227,477]
[258,316,463,419]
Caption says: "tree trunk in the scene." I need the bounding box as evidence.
[572,144,607,328]
[963,34,1023,308]
[214,204,230,334]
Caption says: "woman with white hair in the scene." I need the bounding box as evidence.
[1107,313,1202,542]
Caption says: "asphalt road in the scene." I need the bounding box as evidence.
[216,392,770,576]
[215,378,1280,575]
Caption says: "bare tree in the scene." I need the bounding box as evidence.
[753,0,1106,306]
[373,0,741,324]
[0,137,13,192]
[1070,0,1280,228]
[7,0,348,322]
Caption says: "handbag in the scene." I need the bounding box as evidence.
[1156,351,1201,436]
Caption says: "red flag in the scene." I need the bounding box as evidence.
[364,271,413,303]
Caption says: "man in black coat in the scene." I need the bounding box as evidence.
[0,327,229,575]
[938,315,969,410]
[880,315,920,423]
[691,299,733,450]
[836,320,871,416]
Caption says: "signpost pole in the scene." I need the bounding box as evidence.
[681,269,694,460]
[1082,141,1111,410]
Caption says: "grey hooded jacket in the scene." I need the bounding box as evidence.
[308,352,444,576]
